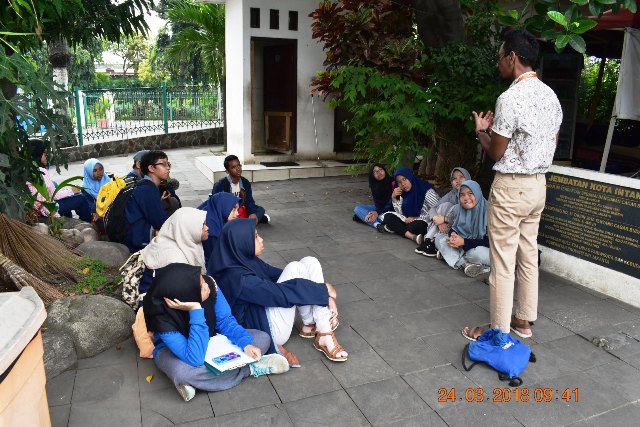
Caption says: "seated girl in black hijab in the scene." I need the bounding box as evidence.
[144,263,289,401]
[209,219,348,365]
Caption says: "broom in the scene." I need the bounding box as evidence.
[0,253,64,306]
[0,213,79,283]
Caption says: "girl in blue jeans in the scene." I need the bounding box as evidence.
[353,163,393,231]
[434,180,490,278]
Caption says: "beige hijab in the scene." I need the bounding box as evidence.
[142,207,207,273]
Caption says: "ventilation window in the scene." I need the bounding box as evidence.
[288,11,298,31]
[250,8,260,28]
[270,9,279,30]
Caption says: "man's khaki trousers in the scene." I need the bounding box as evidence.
[488,172,546,332]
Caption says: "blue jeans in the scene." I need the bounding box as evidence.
[81,190,97,214]
[354,204,381,228]
[434,233,490,270]
[57,193,92,222]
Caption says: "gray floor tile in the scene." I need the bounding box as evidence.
[76,338,137,370]
[435,302,490,328]
[208,376,280,416]
[527,315,574,344]
[449,281,490,302]
[276,248,321,263]
[570,402,640,426]
[68,399,141,427]
[376,411,446,427]
[140,386,213,426]
[210,405,293,427]
[584,360,640,402]
[544,300,639,334]
[47,370,76,407]
[436,403,521,427]
[353,278,404,300]
[321,348,396,388]
[284,390,370,427]
[268,359,342,403]
[374,338,449,375]
[333,283,370,304]
[540,335,618,372]
[421,332,476,369]
[50,403,71,427]
[338,299,391,325]
[398,309,452,338]
[137,357,175,392]
[402,365,477,410]
[346,377,430,426]
[376,286,466,315]
[350,317,417,349]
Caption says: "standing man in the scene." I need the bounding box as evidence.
[463,30,562,340]
[123,150,171,252]
[212,155,270,224]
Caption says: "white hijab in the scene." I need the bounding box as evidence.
[142,207,207,273]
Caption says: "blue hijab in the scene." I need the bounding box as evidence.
[393,167,433,217]
[208,219,272,307]
[451,180,488,240]
[198,193,241,239]
[82,158,110,199]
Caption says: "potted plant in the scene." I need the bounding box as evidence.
[95,97,113,128]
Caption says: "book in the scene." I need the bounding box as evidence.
[204,334,255,373]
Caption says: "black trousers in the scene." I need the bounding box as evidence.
[383,214,429,236]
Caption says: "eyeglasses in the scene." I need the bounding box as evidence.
[153,162,172,168]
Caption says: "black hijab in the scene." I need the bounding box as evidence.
[368,163,393,211]
[143,263,217,338]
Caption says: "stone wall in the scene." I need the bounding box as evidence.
[63,128,224,162]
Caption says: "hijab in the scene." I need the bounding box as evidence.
[82,158,111,198]
[393,167,433,217]
[142,207,207,273]
[368,163,393,211]
[197,193,241,239]
[451,180,488,240]
[143,263,217,337]
[448,167,472,204]
[209,218,272,307]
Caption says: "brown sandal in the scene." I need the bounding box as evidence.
[277,345,301,368]
[298,316,339,339]
[461,323,491,342]
[314,331,348,362]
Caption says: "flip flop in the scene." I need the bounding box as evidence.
[510,325,533,339]
[461,324,491,342]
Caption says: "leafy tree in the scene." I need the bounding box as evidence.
[165,0,225,85]
[110,34,150,76]
[1,0,154,218]
[138,27,172,83]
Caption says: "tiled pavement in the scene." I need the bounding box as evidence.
[46,146,640,426]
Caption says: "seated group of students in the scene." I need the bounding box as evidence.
[29,145,342,402]
[354,164,490,278]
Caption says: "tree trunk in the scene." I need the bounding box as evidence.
[49,38,70,91]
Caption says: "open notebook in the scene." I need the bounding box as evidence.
[204,334,255,373]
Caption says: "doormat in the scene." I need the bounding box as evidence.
[260,161,300,167]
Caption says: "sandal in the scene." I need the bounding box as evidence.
[277,345,301,368]
[461,324,491,342]
[314,331,348,362]
[510,316,533,338]
[298,316,339,339]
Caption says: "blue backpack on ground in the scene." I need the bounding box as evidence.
[462,329,536,387]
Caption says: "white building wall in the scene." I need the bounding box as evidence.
[224,0,334,163]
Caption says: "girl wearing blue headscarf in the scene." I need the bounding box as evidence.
[81,158,111,214]
[381,167,440,245]
[209,219,347,366]
[197,193,241,263]
[433,180,490,278]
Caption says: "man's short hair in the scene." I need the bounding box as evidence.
[132,150,149,168]
[224,154,240,171]
[502,29,539,68]
[140,150,168,176]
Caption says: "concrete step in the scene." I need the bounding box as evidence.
[195,155,363,183]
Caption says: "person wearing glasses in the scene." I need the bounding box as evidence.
[123,150,172,252]
[464,30,562,341]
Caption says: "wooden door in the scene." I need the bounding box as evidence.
[263,43,296,153]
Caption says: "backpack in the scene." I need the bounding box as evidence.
[120,251,146,309]
[462,329,536,387]
[104,179,153,243]
[96,176,135,218]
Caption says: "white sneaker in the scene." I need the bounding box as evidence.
[263,213,271,224]
[175,384,196,402]
[249,354,290,377]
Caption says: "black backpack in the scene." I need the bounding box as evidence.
[104,179,154,243]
